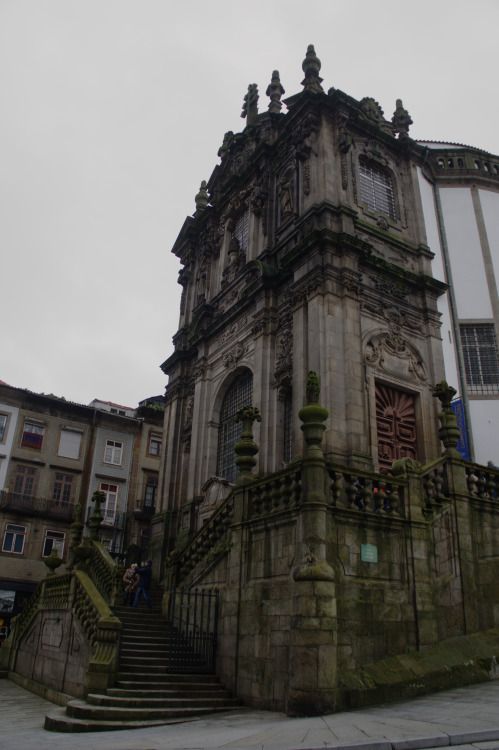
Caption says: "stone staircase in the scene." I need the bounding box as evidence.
[44,602,242,732]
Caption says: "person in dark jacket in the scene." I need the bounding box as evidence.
[132,559,152,609]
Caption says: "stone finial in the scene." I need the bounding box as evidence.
[301,44,324,94]
[234,405,261,485]
[194,180,209,215]
[432,380,461,457]
[299,371,329,460]
[392,99,413,139]
[44,548,63,576]
[69,501,84,554]
[241,83,259,127]
[266,70,285,114]
[89,489,105,541]
[218,131,234,159]
[433,380,457,410]
[306,370,321,404]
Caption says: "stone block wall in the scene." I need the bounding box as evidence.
[14,608,92,698]
[172,463,499,714]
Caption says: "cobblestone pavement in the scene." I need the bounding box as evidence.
[1,678,499,750]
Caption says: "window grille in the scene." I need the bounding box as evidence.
[460,324,499,394]
[359,161,396,220]
[216,371,253,483]
[232,210,249,252]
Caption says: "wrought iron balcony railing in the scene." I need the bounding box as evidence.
[85,507,126,530]
[0,490,76,521]
[132,499,156,518]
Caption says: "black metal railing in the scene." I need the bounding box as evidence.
[0,490,76,521]
[169,587,219,673]
[85,508,126,529]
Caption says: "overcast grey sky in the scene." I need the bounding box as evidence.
[1,0,498,408]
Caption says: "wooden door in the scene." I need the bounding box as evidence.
[375,383,418,473]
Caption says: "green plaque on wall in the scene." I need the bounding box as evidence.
[361,544,378,563]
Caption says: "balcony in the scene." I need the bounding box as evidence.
[0,491,76,521]
[132,499,156,519]
[85,508,126,530]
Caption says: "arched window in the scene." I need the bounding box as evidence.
[216,370,253,483]
[359,160,396,220]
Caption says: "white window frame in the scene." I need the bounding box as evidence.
[99,482,118,525]
[149,436,162,457]
[104,439,123,466]
[42,530,65,558]
[0,413,8,443]
[21,421,45,450]
[2,523,27,554]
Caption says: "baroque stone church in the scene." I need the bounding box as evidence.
[156,45,445,541]
[149,47,499,714]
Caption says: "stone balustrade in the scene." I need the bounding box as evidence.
[466,464,499,501]
[327,466,406,516]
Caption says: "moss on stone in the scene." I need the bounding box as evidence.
[337,626,499,710]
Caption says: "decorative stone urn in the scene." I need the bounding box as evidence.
[433,380,461,458]
[298,370,329,460]
[234,405,261,485]
[73,535,93,569]
[44,548,63,576]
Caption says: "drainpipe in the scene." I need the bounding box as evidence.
[421,148,474,461]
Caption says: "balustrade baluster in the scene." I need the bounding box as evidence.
[251,485,263,516]
[424,473,436,509]
[281,475,292,510]
[486,472,498,501]
[291,471,301,507]
[477,473,487,499]
[466,470,477,496]
[329,471,342,507]
[345,475,357,509]
[433,466,445,503]
[262,483,272,515]
[362,482,373,512]
[269,480,279,512]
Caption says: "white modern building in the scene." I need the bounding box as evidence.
[418,144,499,463]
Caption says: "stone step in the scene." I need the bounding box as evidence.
[44,705,244,733]
[121,659,206,677]
[107,687,231,698]
[121,641,173,650]
[65,699,242,722]
[86,693,240,709]
[120,646,194,657]
[116,671,221,683]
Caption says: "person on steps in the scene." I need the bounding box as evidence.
[123,563,138,606]
[133,559,152,609]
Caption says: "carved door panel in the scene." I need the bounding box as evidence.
[375,383,418,473]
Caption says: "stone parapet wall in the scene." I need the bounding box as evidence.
[170,457,499,714]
